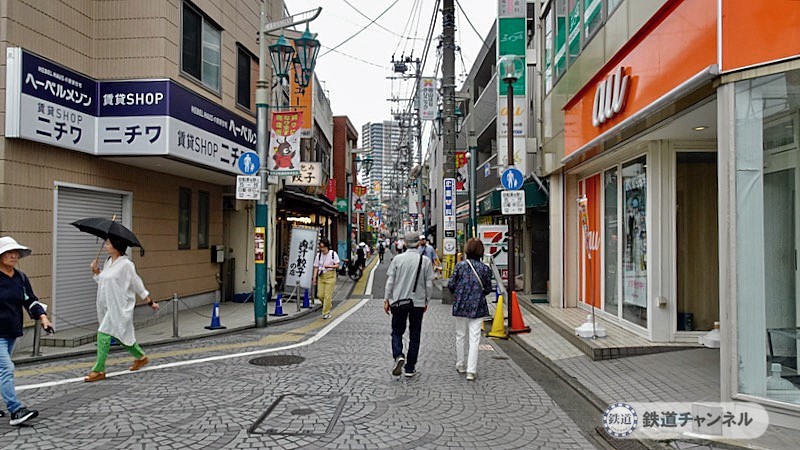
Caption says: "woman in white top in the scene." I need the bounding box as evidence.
[84,237,160,382]
[312,238,339,319]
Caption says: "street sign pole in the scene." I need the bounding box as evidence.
[506,80,516,294]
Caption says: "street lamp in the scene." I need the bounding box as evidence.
[498,55,524,293]
[254,5,321,328]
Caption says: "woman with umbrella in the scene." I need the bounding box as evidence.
[84,236,159,382]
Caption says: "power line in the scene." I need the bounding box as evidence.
[340,0,406,39]
[455,0,491,52]
[321,46,386,69]
[320,0,402,58]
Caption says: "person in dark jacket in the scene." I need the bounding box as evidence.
[447,238,492,381]
[0,237,52,425]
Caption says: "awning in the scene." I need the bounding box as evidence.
[478,181,548,216]
[279,188,338,216]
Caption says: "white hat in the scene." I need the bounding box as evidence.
[0,236,31,258]
[359,242,366,247]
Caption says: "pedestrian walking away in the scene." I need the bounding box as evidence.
[448,238,492,381]
[312,238,339,320]
[85,237,160,382]
[0,237,52,425]
[383,231,433,378]
[356,242,367,271]
[378,241,385,263]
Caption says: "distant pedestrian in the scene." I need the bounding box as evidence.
[85,237,159,382]
[0,237,52,425]
[312,238,339,320]
[447,238,492,381]
[378,241,385,263]
[356,242,366,271]
[417,237,440,269]
[384,231,433,377]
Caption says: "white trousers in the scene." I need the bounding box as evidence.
[454,316,483,374]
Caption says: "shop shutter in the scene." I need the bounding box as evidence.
[54,187,124,330]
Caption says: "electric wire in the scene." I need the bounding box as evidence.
[321,45,386,69]
[320,0,402,58]
[341,0,406,39]
[455,0,491,52]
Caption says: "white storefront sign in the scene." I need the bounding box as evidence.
[286,162,323,186]
[592,66,631,127]
[285,227,319,290]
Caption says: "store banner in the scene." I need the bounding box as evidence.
[352,185,367,213]
[578,174,601,308]
[268,111,302,175]
[418,77,438,120]
[289,56,313,138]
[409,190,419,214]
[285,226,319,290]
[478,225,508,279]
[455,152,469,193]
[286,162,323,186]
[497,17,526,96]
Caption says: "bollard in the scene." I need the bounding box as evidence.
[172,293,179,338]
[31,322,42,357]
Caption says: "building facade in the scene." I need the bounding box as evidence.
[540,0,800,424]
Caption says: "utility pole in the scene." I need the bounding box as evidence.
[441,0,456,286]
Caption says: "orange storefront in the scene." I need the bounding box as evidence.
[555,0,800,416]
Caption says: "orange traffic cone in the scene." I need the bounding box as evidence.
[508,291,531,334]
[486,294,508,339]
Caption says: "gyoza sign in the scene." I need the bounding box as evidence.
[286,162,323,186]
[5,48,256,174]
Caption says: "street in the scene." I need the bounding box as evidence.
[4,260,599,449]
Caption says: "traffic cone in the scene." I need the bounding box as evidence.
[270,293,288,317]
[486,294,508,339]
[301,288,311,308]
[508,292,531,334]
[204,302,227,330]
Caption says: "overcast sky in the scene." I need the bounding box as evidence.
[286,0,498,142]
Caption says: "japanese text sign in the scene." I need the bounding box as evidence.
[285,226,319,289]
[455,152,469,193]
[419,77,438,121]
[268,111,302,176]
[286,162,323,186]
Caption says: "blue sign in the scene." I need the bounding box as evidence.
[501,167,524,190]
[238,152,260,175]
[443,178,455,217]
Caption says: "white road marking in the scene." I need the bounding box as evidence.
[17,265,378,392]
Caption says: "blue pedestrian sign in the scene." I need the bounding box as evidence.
[501,167,524,190]
[238,152,260,175]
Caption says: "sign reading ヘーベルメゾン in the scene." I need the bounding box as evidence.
[5,48,256,174]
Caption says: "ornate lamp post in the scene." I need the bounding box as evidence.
[254,5,320,328]
[498,55,524,293]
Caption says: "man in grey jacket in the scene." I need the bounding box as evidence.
[383,231,434,377]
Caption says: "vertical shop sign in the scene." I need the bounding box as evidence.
[285,227,319,289]
[352,185,367,213]
[254,227,266,264]
[443,178,456,237]
[455,152,469,193]
[268,111,302,175]
[578,174,601,308]
[418,77,438,120]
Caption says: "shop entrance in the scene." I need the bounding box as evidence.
[675,152,719,332]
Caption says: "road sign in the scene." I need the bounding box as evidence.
[238,151,260,175]
[500,167,524,190]
[443,178,455,238]
[501,190,525,215]
[443,237,457,255]
[236,175,261,200]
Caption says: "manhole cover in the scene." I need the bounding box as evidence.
[248,394,347,436]
[249,355,305,367]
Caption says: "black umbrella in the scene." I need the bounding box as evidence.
[71,217,145,256]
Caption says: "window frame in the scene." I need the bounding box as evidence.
[197,190,210,249]
[181,1,222,94]
[178,187,192,250]
[236,44,258,111]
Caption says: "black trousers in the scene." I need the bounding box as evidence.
[390,304,425,371]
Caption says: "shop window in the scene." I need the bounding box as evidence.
[621,156,647,328]
[554,0,568,80]
[584,0,604,42]
[236,45,257,110]
[735,69,800,403]
[544,5,554,93]
[198,190,209,249]
[604,167,619,316]
[178,188,192,249]
[182,1,221,92]
[567,0,581,65]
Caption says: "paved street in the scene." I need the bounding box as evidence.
[3,259,596,449]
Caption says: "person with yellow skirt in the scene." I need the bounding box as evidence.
[312,238,339,320]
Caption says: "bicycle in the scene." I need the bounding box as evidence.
[338,259,362,281]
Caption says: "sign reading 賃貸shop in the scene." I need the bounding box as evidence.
[5,48,256,174]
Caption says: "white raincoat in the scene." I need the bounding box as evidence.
[94,255,149,346]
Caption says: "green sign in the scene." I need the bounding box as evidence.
[498,18,526,96]
[335,198,348,213]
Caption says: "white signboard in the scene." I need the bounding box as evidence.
[286,162,323,186]
[443,237,457,255]
[408,190,419,214]
[419,77,438,121]
[478,224,508,269]
[501,190,526,215]
[497,136,528,175]
[285,227,319,290]
[497,96,527,137]
[236,175,261,200]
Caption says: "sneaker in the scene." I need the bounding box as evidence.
[9,407,38,426]
[323,314,331,319]
[404,369,418,378]
[455,363,466,374]
[466,372,476,381]
[391,356,405,376]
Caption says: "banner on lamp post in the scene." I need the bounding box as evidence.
[268,111,302,175]
[455,152,469,193]
[352,185,367,214]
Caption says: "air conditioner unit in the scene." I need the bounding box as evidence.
[222,194,241,211]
